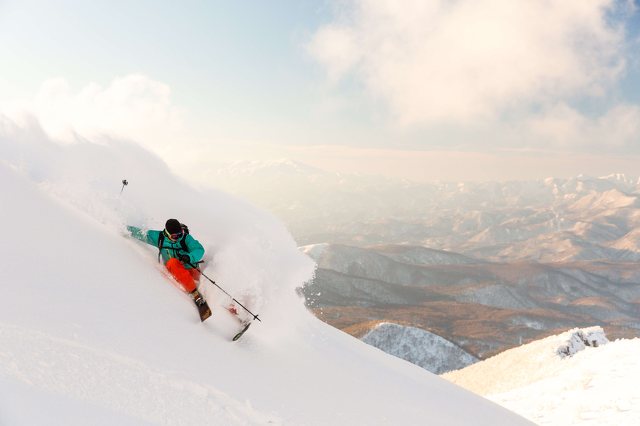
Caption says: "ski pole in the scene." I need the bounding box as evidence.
[190,263,261,322]
[120,179,128,194]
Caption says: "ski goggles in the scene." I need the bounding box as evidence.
[164,228,183,241]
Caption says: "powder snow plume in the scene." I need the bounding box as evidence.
[0,115,315,337]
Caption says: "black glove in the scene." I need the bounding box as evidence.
[178,254,191,264]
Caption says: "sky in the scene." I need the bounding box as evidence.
[1,0,640,182]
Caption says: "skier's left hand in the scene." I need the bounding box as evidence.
[178,254,191,264]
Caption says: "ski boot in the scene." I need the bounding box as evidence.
[190,289,206,307]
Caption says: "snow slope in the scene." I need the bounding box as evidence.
[444,327,640,425]
[0,119,530,425]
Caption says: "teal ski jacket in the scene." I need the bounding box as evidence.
[127,225,205,268]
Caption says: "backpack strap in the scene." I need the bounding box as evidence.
[180,236,189,253]
[180,224,190,253]
[157,231,165,263]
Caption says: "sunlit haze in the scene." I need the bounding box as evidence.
[1,0,640,183]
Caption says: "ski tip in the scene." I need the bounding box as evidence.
[232,322,251,341]
[200,309,212,322]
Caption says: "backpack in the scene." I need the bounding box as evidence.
[157,223,190,262]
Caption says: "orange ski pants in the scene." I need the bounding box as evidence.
[165,258,200,293]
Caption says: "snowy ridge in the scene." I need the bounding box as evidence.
[443,327,640,425]
[0,118,530,425]
[361,323,478,374]
[443,327,610,394]
[300,243,329,259]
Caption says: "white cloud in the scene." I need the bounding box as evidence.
[527,103,640,150]
[1,74,184,147]
[309,0,629,125]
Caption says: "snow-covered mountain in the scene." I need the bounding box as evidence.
[361,323,478,374]
[443,327,640,425]
[0,118,530,425]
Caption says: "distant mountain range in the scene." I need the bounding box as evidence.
[301,243,640,359]
[212,161,640,262]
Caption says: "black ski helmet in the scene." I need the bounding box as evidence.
[165,218,182,235]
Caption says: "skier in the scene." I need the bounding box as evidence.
[127,219,206,306]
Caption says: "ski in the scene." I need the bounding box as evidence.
[232,322,251,341]
[196,299,212,322]
[192,292,212,322]
[227,305,252,341]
